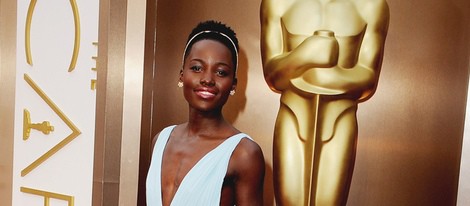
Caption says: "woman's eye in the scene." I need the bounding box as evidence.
[216,70,228,77]
[190,66,202,72]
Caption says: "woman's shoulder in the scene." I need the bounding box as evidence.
[227,133,265,190]
[237,134,263,154]
[150,124,182,152]
[231,134,265,169]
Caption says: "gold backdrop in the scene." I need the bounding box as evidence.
[139,0,470,205]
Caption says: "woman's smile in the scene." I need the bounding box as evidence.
[195,87,217,99]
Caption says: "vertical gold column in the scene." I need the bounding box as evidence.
[0,0,17,205]
[119,0,146,205]
[92,0,146,205]
[137,0,158,203]
[92,0,127,205]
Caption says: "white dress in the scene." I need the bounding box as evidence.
[146,125,251,206]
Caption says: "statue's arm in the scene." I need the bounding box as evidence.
[260,0,339,92]
[260,0,287,92]
[354,0,390,100]
[306,0,390,99]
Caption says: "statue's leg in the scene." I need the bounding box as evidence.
[273,103,307,206]
[315,109,357,206]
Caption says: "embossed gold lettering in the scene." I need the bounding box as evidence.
[25,0,81,72]
[23,109,54,140]
[21,74,81,177]
[21,186,74,206]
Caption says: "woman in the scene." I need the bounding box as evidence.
[147,20,265,206]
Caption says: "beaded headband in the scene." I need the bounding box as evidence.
[182,30,239,73]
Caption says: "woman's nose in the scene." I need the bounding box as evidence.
[200,72,215,86]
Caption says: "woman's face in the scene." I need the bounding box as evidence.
[180,39,237,112]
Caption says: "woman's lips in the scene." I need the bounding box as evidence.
[195,89,216,99]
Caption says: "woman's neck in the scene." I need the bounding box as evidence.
[186,108,228,136]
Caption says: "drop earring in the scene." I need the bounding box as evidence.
[178,81,183,88]
[230,90,236,96]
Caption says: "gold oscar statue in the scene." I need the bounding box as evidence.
[260,0,389,205]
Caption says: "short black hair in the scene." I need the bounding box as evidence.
[183,20,239,73]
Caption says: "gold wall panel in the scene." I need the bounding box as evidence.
[0,0,17,205]
[92,0,147,205]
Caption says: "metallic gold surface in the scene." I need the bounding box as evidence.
[119,0,146,205]
[22,74,81,177]
[92,0,146,205]
[25,0,81,72]
[21,186,74,206]
[137,0,158,204]
[23,109,55,140]
[92,0,126,204]
[260,0,390,205]
[0,1,17,205]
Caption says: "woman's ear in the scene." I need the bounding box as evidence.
[232,78,238,91]
[179,69,183,81]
